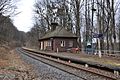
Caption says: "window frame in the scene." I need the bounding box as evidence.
[60,40,65,47]
[47,41,51,46]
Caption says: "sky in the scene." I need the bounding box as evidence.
[12,0,35,32]
[12,0,120,32]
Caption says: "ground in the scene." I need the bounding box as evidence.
[0,46,38,80]
[35,48,120,67]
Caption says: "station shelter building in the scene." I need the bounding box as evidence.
[38,26,78,52]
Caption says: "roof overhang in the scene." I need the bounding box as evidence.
[38,36,78,41]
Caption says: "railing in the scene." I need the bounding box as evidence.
[82,48,120,58]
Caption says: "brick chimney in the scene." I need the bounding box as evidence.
[51,22,58,31]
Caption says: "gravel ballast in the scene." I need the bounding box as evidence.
[18,50,84,80]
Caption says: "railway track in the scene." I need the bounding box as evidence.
[17,48,119,80]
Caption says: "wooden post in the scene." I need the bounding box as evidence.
[68,60,71,63]
[85,64,89,68]
[57,48,59,53]
[98,38,102,58]
[114,70,119,76]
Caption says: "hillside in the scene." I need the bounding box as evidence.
[0,15,38,79]
[0,15,26,48]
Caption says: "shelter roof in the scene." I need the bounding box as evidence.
[39,27,77,40]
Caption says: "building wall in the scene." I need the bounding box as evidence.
[39,37,77,52]
[40,39,52,51]
[53,38,77,52]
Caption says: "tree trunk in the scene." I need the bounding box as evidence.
[85,0,88,50]
[106,0,111,53]
[111,0,116,52]
[75,0,82,48]
[119,26,120,51]
[100,0,105,51]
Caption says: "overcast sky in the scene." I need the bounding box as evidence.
[12,0,120,32]
[13,0,35,32]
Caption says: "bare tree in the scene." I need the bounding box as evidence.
[32,0,120,52]
[0,0,18,24]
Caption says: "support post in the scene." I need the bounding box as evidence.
[57,48,59,53]
[85,64,89,68]
[114,70,119,76]
[98,38,102,58]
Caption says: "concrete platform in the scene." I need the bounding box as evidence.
[23,47,120,72]
[41,51,120,67]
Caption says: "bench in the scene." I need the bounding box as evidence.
[67,48,80,53]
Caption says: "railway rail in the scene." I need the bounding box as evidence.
[17,47,120,80]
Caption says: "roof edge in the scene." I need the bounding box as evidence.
[39,36,78,41]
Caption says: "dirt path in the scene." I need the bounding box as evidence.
[0,47,39,80]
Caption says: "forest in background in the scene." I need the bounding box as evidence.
[0,14,26,48]
[0,0,26,48]
[27,0,120,52]
[1,0,120,52]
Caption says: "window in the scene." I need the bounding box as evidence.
[61,41,65,47]
[47,41,51,46]
[68,41,73,47]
